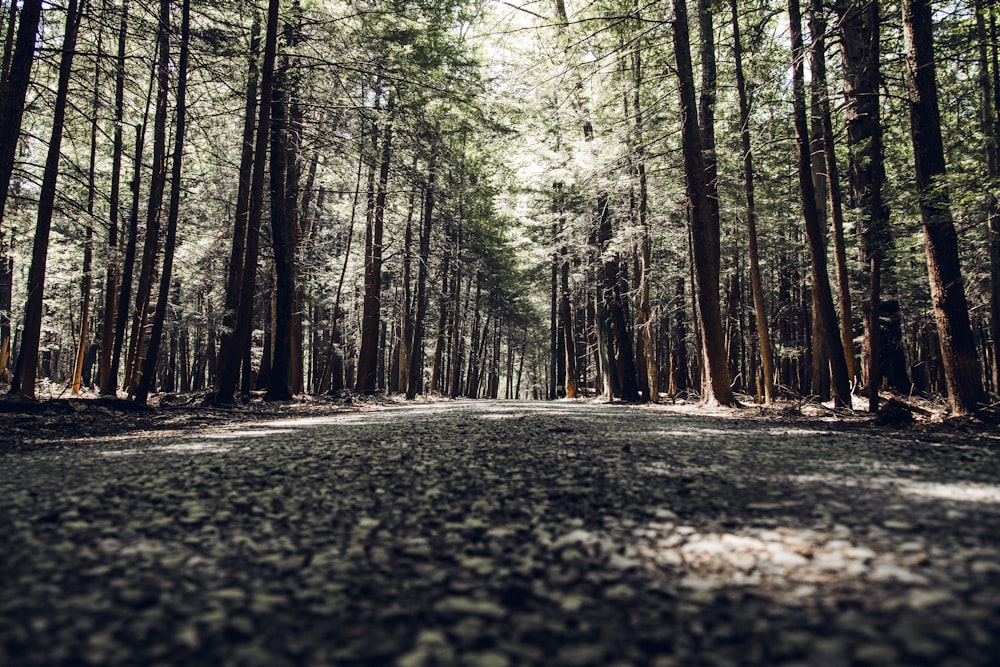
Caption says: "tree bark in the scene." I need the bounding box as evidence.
[671,0,737,407]
[73,31,103,395]
[357,93,393,394]
[788,0,852,408]
[835,0,889,411]
[213,0,280,405]
[13,0,83,399]
[124,0,171,393]
[98,0,129,395]
[902,0,986,415]
[406,157,435,399]
[214,14,260,395]
[731,0,775,404]
[134,0,190,405]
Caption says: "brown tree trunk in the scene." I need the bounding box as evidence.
[134,0,190,405]
[731,0,775,404]
[671,0,736,407]
[631,25,656,402]
[357,93,393,394]
[976,0,1000,392]
[215,15,260,395]
[12,0,82,399]
[835,0,888,412]
[73,34,102,395]
[789,0,852,408]
[903,0,986,415]
[407,157,435,399]
[213,0,279,405]
[0,0,41,230]
[98,0,129,395]
[811,0,857,387]
[124,0,171,393]
[265,49,295,401]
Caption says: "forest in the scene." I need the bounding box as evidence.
[0,0,997,416]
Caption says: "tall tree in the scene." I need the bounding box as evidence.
[124,0,171,392]
[213,0,280,405]
[12,0,84,399]
[356,91,394,394]
[98,0,130,395]
[902,0,986,415]
[788,0,852,408]
[835,0,888,411]
[134,0,190,405]
[671,0,737,406]
[731,0,775,404]
[214,15,260,396]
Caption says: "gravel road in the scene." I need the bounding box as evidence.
[2,399,999,666]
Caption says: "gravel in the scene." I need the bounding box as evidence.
[1,398,999,666]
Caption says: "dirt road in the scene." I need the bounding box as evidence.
[2,400,999,665]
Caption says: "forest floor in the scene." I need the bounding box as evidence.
[1,394,999,666]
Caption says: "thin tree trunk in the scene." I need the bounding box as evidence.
[134,0,190,405]
[407,157,435,399]
[98,0,129,395]
[731,0,774,404]
[13,0,83,399]
[835,0,888,412]
[811,0,857,387]
[902,0,986,415]
[788,0,852,408]
[73,31,103,394]
[213,0,280,405]
[124,0,171,392]
[265,48,295,401]
[631,17,656,402]
[671,0,736,407]
[357,93,393,394]
[0,0,41,232]
[976,0,1000,392]
[214,14,260,393]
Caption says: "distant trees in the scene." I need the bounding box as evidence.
[0,0,995,416]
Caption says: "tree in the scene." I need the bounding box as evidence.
[902,0,986,415]
[12,0,84,399]
[671,0,737,407]
[835,0,889,412]
[788,0,852,408]
[731,0,775,405]
[134,0,191,405]
[213,0,280,405]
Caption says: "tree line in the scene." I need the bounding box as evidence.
[0,0,997,416]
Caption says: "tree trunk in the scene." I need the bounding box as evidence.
[213,0,279,405]
[73,32,103,394]
[124,0,171,393]
[357,93,393,395]
[631,23,656,402]
[731,0,775,404]
[0,0,41,231]
[671,0,736,407]
[12,0,82,399]
[811,0,857,387]
[214,14,260,396]
[406,157,435,399]
[976,0,1000,392]
[265,50,295,402]
[788,0,852,408]
[835,0,888,412]
[98,0,129,395]
[134,0,190,405]
[902,0,986,415]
